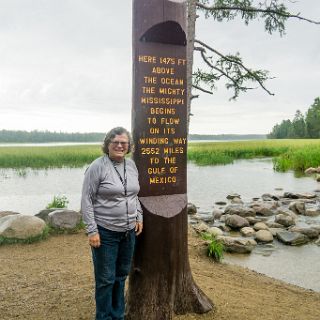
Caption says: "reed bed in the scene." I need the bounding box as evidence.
[0,145,102,168]
[1,139,320,172]
[188,139,320,171]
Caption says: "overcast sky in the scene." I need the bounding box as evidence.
[0,0,319,134]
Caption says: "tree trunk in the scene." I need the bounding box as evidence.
[187,0,197,131]
[128,1,214,319]
[126,196,213,320]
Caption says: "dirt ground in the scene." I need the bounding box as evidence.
[0,229,319,320]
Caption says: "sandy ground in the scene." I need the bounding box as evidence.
[0,230,319,320]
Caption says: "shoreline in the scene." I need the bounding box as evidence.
[1,229,319,320]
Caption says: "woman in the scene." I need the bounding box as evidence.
[81,127,143,320]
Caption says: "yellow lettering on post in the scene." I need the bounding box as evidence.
[160,118,180,125]
[163,147,184,154]
[150,107,176,115]
[172,138,187,144]
[160,78,184,86]
[149,176,177,184]
[147,167,166,174]
[150,157,160,164]
[151,67,175,75]
[149,127,160,134]
[142,86,155,94]
[159,57,176,65]
[163,156,176,164]
[138,55,157,63]
[144,76,157,84]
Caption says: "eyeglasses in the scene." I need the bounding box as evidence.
[110,141,129,147]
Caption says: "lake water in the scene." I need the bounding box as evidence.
[0,158,319,291]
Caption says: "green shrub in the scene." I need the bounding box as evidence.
[46,195,69,209]
[201,232,224,262]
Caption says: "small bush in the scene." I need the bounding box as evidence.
[201,232,224,262]
[46,195,69,209]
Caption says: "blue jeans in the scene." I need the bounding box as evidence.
[92,226,136,320]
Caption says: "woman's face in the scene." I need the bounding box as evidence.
[108,133,129,162]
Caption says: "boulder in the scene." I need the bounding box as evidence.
[193,222,209,233]
[215,201,227,206]
[226,193,241,200]
[305,167,317,174]
[317,175,320,182]
[250,201,277,216]
[305,207,320,217]
[225,214,249,229]
[240,227,256,237]
[218,236,257,254]
[0,214,46,240]
[261,193,280,201]
[288,201,306,215]
[275,214,295,227]
[296,192,317,199]
[48,210,81,229]
[255,230,273,243]
[0,211,20,219]
[207,227,223,237]
[269,228,283,236]
[288,227,319,239]
[276,230,309,246]
[231,197,244,204]
[283,192,299,199]
[35,208,60,223]
[246,216,268,225]
[266,221,285,229]
[253,222,269,231]
[275,207,296,218]
[212,208,223,220]
[187,203,197,215]
[224,204,255,218]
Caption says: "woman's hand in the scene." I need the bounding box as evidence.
[88,233,101,248]
[135,222,143,236]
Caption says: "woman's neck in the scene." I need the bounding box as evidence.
[108,155,125,163]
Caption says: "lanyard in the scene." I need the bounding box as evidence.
[112,158,127,196]
[111,157,130,232]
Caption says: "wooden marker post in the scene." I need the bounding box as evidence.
[128,1,213,319]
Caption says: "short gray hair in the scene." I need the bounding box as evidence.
[102,127,132,155]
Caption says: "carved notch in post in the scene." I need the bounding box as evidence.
[128,1,214,319]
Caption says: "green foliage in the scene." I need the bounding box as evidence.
[268,98,320,139]
[273,145,320,172]
[198,0,290,36]
[46,195,69,209]
[305,98,320,138]
[193,0,311,99]
[201,232,224,262]
[188,139,292,166]
[0,145,102,168]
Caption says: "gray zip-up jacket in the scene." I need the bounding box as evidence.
[81,155,143,235]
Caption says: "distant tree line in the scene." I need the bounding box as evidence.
[0,130,105,143]
[188,134,266,140]
[268,97,320,139]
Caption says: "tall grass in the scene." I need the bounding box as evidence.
[188,139,320,172]
[0,145,102,168]
[1,140,320,172]
[273,145,320,172]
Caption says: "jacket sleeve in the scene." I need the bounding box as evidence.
[81,160,102,236]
